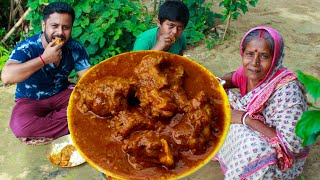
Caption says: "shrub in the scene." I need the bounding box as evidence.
[27,0,153,66]
[295,70,320,146]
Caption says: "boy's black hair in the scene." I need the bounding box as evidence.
[43,2,75,23]
[158,0,189,27]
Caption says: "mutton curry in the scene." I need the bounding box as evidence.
[68,51,230,180]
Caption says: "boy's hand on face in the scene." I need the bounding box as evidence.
[42,41,63,65]
[154,33,175,51]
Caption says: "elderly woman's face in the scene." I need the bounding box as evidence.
[242,37,273,83]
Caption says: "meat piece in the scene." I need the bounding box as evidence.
[169,92,213,152]
[136,87,178,118]
[134,55,168,89]
[122,130,174,169]
[134,55,189,118]
[170,85,191,112]
[164,66,185,86]
[75,76,136,117]
[113,110,155,140]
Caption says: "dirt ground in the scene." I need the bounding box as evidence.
[1,0,319,179]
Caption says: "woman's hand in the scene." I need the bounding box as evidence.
[218,71,236,89]
[231,109,245,124]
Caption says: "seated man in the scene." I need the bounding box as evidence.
[132,0,189,55]
[1,2,91,145]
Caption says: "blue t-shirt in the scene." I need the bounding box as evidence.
[132,27,187,55]
[8,33,91,100]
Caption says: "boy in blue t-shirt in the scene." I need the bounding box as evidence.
[1,2,91,144]
[133,0,189,56]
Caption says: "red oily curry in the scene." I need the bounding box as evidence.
[68,51,230,180]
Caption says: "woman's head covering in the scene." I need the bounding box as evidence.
[239,26,285,87]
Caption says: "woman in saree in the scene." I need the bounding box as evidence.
[216,26,309,179]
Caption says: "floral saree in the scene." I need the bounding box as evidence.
[215,26,309,179]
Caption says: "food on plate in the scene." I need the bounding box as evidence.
[49,143,85,167]
[68,51,230,179]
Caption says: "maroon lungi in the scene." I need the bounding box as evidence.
[10,88,72,139]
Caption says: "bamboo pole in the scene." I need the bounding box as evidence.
[1,7,31,44]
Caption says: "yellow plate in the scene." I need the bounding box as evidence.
[68,51,230,179]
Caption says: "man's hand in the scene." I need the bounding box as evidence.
[41,41,63,65]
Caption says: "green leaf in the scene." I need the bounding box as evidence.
[295,110,320,146]
[249,0,257,7]
[79,32,89,45]
[133,30,143,37]
[240,4,249,14]
[81,18,90,28]
[122,20,132,30]
[82,1,91,13]
[74,6,82,18]
[87,44,99,55]
[231,12,241,20]
[95,30,104,38]
[297,70,320,101]
[138,23,147,31]
[88,33,99,44]
[101,23,111,31]
[110,1,121,9]
[102,11,111,19]
[27,1,39,10]
[112,10,120,18]
[221,9,229,16]
[229,4,236,11]
[115,47,121,54]
[72,27,82,38]
[99,37,106,48]
[113,29,122,40]
[74,18,81,26]
[108,45,115,51]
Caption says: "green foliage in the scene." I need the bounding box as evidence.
[0,28,12,74]
[24,0,232,64]
[183,0,222,45]
[297,70,320,102]
[296,110,320,146]
[219,0,259,21]
[295,70,320,146]
[205,33,221,49]
[0,43,12,75]
[26,0,153,66]
[218,0,259,40]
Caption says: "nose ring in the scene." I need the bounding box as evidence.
[256,62,259,65]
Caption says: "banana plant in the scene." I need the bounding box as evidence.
[295,70,320,146]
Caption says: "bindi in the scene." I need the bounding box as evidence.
[254,49,258,52]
